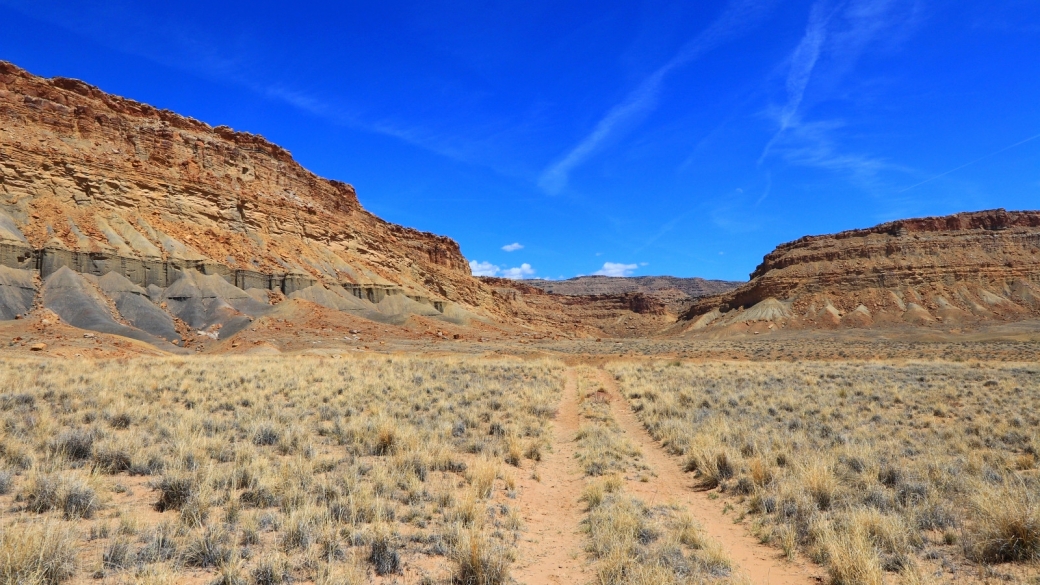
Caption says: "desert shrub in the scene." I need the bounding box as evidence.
[61,478,99,519]
[965,480,1040,563]
[240,484,278,508]
[684,449,734,489]
[94,445,133,473]
[369,529,400,576]
[154,474,196,512]
[212,560,246,585]
[250,558,290,585]
[182,527,232,567]
[25,473,99,519]
[0,468,12,495]
[825,530,885,585]
[108,412,132,429]
[450,529,512,585]
[280,512,316,551]
[50,429,95,460]
[179,489,210,528]
[137,524,178,563]
[103,538,133,571]
[0,392,34,410]
[467,458,498,498]
[373,420,398,456]
[252,425,281,446]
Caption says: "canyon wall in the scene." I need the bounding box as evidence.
[0,61,491,310]
[679,209,1040,333]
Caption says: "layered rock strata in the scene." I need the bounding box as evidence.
[0,61,503,344]
[523,275,742,314]
[481,277,675,338]
[0,62,489,305]
[679,209,1040,332]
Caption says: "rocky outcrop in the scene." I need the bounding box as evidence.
[523,275,740,313]
[0,61,494,317]
[0,60,553,346]
[480,277,675,338]
[679,209,1040,332]
[41,266,178,348]
[2,60,708,346]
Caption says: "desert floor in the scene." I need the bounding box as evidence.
[1,341,1038,584]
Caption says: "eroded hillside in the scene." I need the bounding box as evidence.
[679,209,1040,335]
[0,61,531,345]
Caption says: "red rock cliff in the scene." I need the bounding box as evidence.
[0,61,488,307]
[680,209,1040,331]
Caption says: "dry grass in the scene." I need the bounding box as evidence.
[0,355,561,583]
[575,367,646,479]
[610,360,1040,583]
[0,520,78,584]
[573,367,738,584]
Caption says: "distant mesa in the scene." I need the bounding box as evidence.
[523,275,742,299]
[522,275,743,315]
[678,209,1040,334]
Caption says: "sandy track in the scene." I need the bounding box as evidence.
[512,368,589,584]
[593,368,824,585]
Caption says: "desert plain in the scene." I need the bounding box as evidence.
[0,60,1038,585]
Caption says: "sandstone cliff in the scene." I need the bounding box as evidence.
[678,209,1040,334]
[0,61,508,344]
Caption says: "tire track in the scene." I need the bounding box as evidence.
[513,368,588,584]
[593,368,823,585]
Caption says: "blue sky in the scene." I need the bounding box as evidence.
[1,1,1038,281]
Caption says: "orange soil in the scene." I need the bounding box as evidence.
[513,367,824,584]
[512,368,590,584]
[593,368,825,584]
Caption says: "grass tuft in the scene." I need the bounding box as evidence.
[0,520,78,584]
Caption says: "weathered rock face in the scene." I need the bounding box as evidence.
[480,277,675,338]
[0,61,488,311]
[0,60,708,346]
[679,209,1040,332]
[523,275,742,314]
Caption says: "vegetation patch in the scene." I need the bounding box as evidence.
[610,360,1040,582]
[0,356,561,583]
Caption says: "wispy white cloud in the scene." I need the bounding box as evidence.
[501,242,524,252]
[594,262,639,277]
[538,0,777,194]
[759,1,831,162]
[899,131,1040,192]
[754,172,772,206]
[760,0,922,186]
